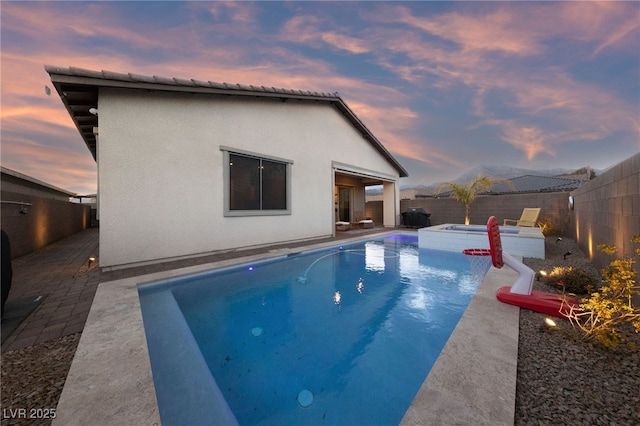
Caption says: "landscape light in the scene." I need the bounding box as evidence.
[540,317,557,332]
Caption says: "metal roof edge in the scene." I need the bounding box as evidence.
[1,166,77,196]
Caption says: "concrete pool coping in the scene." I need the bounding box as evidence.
[53,231,520,425]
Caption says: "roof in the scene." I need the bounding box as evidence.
[1,166,77,196]
[45,65,408,178]
[488,175,584,194]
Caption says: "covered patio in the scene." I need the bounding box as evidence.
[334,163,399,232]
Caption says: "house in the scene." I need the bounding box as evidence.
[46,66,408,269]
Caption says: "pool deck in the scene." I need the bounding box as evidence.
[3,228,520,425]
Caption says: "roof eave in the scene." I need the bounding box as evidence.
[45,65,409,178]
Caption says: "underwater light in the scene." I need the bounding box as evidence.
[248,266,254,271]
[333,291,342,304]
[297,389,313,408]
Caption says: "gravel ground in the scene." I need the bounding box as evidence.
[516,237,640,426]
[1,237,638,425]
[1,333,79,426]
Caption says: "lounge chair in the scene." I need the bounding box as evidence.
[355,211,374,229]
[335,211,351,231]
[503,208,541,227]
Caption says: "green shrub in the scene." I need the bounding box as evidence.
[563,236,640,349]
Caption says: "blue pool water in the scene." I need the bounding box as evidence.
[139,234,487,425]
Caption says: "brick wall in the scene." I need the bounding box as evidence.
[569,152,640,271]
[1,190,91,259]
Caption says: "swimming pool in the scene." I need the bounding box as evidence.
[138,234,486,425]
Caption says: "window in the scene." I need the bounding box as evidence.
[222,147,291,216]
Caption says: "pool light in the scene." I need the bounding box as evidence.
[297,389,313,407]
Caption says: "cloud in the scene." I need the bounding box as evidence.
[592,17,640,57]
[1,3,169,52]
[2,132,97,195]
[2,2,423,191]
[497,122,555,160]
[280,14,371,54]
[205,1,257,24]
[387,6,544,56]
[1,1,637,191]
[362,2,640,163]
[321,32,370,54]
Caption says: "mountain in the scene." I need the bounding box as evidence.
[391,164,595,195]
[454,165,575,184]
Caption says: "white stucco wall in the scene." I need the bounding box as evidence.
[97,89,400,267]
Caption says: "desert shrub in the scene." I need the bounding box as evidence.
[543,266,598,295]
[557,268,598,295]
[537,218,562,236]
[563,236,640,349]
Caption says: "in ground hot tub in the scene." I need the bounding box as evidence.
[418,223,545,258]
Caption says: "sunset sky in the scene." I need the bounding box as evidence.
[1,1,639,195]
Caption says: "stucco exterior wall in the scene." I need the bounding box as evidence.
[97,89,400,267]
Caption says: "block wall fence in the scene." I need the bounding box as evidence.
[1,190,91,259]
[367,191,572,234]
[569,152,639,272]
[367,152,639,274]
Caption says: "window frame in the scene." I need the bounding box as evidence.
[221,146,292,217]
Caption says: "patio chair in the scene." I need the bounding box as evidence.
[503,208,541,227]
